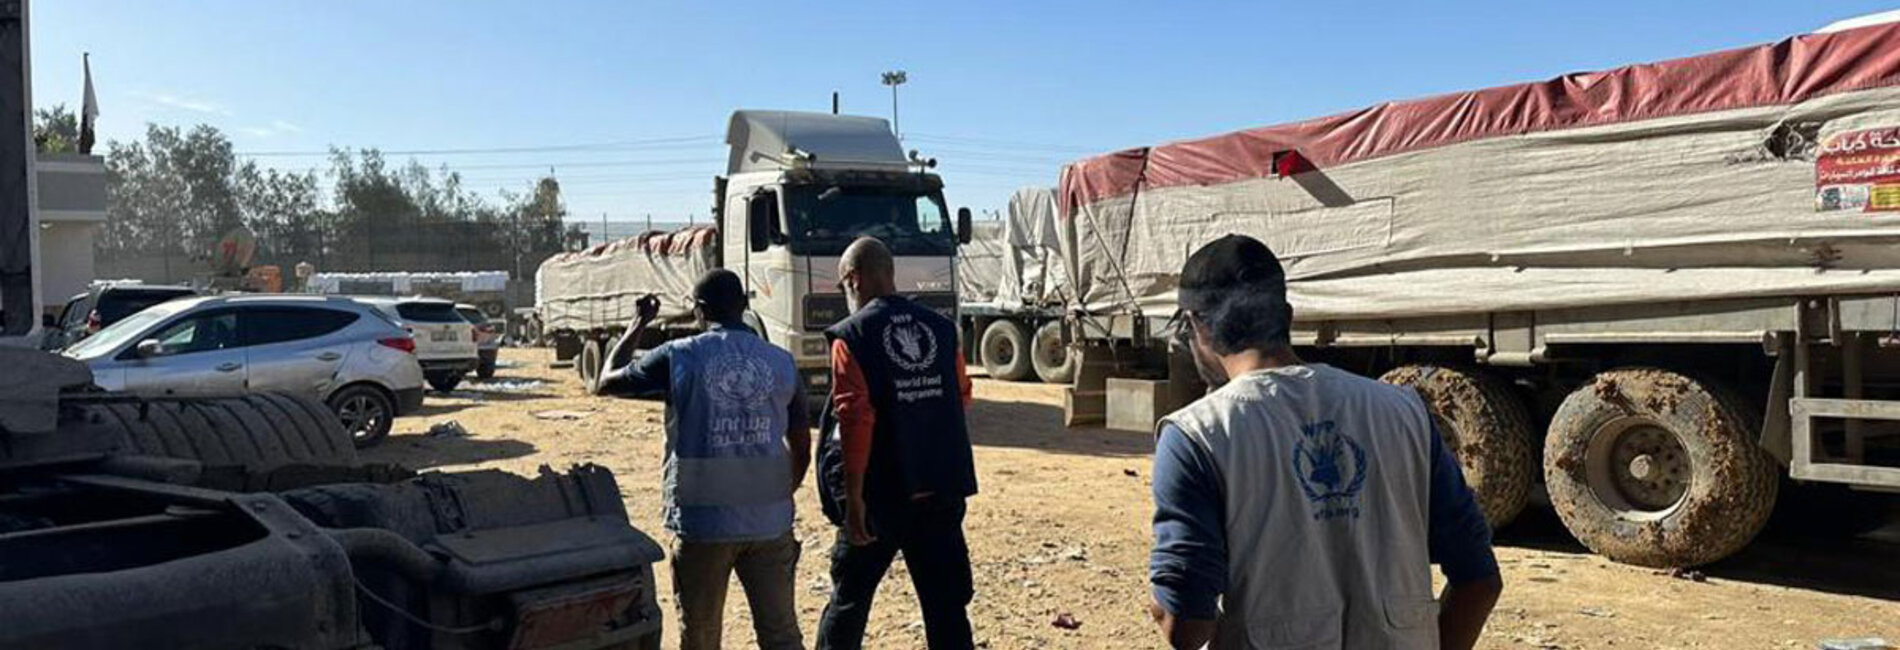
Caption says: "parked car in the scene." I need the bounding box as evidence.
[456,302,502,378]
[42,284,199,350]
[60,294,425,447]
[358,297,479,392]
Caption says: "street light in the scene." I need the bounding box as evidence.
[880,70,908,138]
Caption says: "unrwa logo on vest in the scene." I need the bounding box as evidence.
[882,317,939,372]
[706,352,776,409]
[1293,420,1368,520]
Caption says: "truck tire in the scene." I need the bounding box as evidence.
[1031,321,1077,385]
[1379,365,1535,529]
[980,320,1034,382]
[98,392,357,469]
[579,338,603,390]
[328,383,396,448]
[1544,368,1778,567]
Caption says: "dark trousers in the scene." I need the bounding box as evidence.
[815,497,973,650]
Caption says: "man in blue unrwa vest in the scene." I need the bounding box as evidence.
[1149,235,1503,649]
[815,237,978,650]
[595,269,812,650]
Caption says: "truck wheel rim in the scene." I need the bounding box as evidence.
[338,395,385,440]
[1585,417,1691,517]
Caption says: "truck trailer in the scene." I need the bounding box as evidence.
[538,110,971,405]
[1056,23,1900,567]
[957,187,1076,384]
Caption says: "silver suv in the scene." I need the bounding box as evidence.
[61,294,425,447]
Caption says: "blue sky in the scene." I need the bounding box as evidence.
[27,1,1898,225]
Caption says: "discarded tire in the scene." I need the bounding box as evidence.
[980,320,1034,382]
[97,392,357,469]
[1544,368,1778,567]
[579,339,603,390]
[1380,365,1535,529]
[1031,321,1077,385]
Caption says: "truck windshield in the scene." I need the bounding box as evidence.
[785,186,954,256]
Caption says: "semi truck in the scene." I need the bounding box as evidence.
[957,187,1075,383]
[1055,23,1900,568]
[538,110,971,404]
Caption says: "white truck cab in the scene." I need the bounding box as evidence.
[714,111,969,397]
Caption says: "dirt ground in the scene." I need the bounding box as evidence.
[365,348,1900,649]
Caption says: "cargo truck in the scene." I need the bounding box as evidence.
[957,187,1075,383]
[538,110,972,405]
[1056,23,1900,568]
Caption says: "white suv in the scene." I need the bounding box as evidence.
[358,297,479,392]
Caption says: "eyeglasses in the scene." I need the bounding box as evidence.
[835,268,859,293]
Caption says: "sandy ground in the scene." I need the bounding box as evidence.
[364,348,1900,649]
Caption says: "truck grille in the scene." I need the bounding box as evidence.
[802,292,957,331]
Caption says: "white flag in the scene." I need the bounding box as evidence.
[79,53,98,154]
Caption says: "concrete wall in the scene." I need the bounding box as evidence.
[33,153,105,317]
[38,220,94,306]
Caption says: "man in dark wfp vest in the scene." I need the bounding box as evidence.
[815,237,978,650]
[594,269,812,650]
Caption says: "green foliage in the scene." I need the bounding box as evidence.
[34,105,78,153]
[100,122,579,276]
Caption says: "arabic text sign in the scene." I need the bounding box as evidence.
[1817,126,1900,212]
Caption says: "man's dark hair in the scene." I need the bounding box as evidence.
[693,269,748,323]
[1178,234,1294,355]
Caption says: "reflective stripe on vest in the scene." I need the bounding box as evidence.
[661,326,798,542]
[1161,364,1439,650]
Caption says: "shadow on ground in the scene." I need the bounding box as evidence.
[359,432,539,470]
[966,395,1154,458]
[1495,504,1900,601]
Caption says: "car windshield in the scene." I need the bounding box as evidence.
[455,307,487,324]
[784,186,954,256]
[62,308,169,359]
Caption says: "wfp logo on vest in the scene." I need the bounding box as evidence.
[1292,420,1368,521]
[882,315,938,372]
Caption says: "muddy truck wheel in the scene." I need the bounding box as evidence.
[1031,321,1077,384]
[1380,365,1535,529]
[980,319,1034,382]
[579,338,604,391]
[95,392,357,470]
[1544,368,1778,568]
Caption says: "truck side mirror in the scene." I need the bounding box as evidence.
[748,193,780,253]
[957,207,974,245]
[135,339,164,358]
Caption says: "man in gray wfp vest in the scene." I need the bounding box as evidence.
[595,269,812,650]
[1148,235,1503,650]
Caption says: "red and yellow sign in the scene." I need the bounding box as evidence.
[1817,126,1900,212]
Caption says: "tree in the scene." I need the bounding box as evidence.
[33,104,77,153]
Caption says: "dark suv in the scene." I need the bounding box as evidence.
[44,284,199,350]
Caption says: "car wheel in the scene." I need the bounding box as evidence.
[428,372,463,393]
[328,384,395,449]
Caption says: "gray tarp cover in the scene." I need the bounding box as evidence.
[1059,23,1900,322]
[535,227,717,331]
